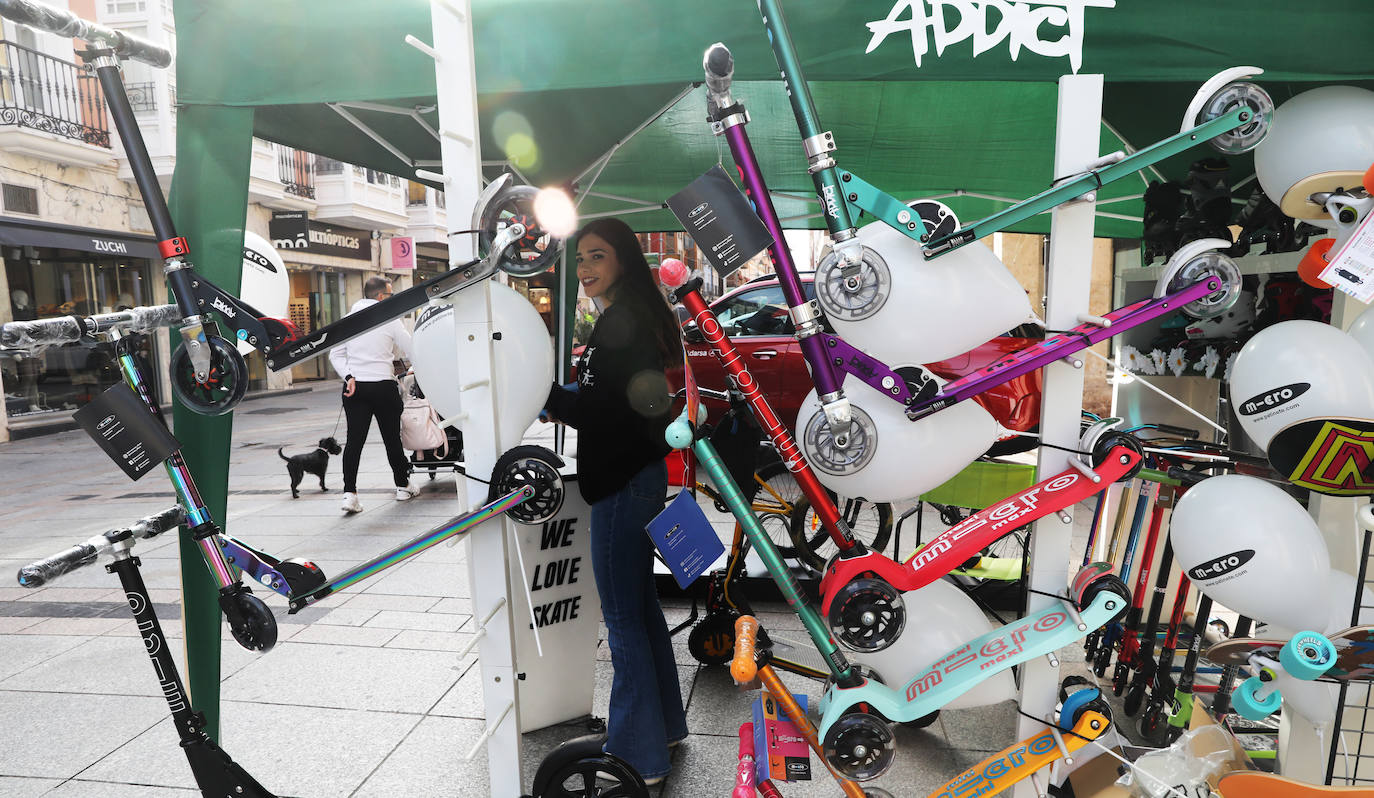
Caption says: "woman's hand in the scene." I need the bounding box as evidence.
[343,377,357,398]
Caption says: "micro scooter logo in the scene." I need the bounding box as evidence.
[864,0,1116,73]
[934,732,1059,797]
[1238,382,1310,416]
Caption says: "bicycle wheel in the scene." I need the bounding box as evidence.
[752,460,804,558]
[790,489,893,572]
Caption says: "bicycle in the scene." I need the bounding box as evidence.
[699,32,1268,504]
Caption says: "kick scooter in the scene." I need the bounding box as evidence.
[701,35,1262,465]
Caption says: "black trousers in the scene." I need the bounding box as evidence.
[341,380,410,493]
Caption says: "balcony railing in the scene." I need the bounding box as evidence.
[0,40,110,148]
[276,144,316,199]
[125,81,157,113]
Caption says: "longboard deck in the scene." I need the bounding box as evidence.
[1268,417,1374,496]
[1218,771,1374,796]
[1206,626,1374,680]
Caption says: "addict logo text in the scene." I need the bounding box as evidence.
[865,0,1116,74]
[210,296,238,319]
[1239,382,1310,416]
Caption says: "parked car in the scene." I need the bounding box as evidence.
[571,272,1043,455]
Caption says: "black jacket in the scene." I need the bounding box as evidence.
[545,302,673,503]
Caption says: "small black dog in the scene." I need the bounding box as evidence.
[278,437,342,498]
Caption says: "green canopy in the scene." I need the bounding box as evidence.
[177,0,1374,234]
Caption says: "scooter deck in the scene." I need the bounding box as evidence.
[1206,627,1374,680]
[1218,771,1374,796]
[1267,417,1374,496]
[907,277,1220,421]
[818,575,1126,732]
[930,709,1108,798]
[820,444,1140,614]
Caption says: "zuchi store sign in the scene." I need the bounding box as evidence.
[865,0,1116,72]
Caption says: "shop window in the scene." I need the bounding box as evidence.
[407,180,428,207]
[2,184,38,215]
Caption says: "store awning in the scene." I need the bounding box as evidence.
[0,218,159,259]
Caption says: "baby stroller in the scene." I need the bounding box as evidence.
[399,373,464,481]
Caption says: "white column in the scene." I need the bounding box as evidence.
[428,1,523,795]
[1013,73,1103,798]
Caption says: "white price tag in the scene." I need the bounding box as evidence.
[1322,211,1374,303]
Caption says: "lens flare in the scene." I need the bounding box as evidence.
[533,187,578,238]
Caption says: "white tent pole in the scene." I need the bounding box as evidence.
[1012,72,1103,798]
[424,1,524,795]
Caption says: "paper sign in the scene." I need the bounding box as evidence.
[73,382,180,481]
[666,165,774,279]
[390,236,415,270]
[645,489,725,589]
[754,690,811,782]
[1322,212,1374,303]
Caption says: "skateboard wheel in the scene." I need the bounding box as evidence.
[1078,573,1130,623]
[827,577,906,653]
[1198,81,1274,154]
[1280,631,1335,680]
[1233,676,1282,721]
[822,710,896,782]
[1297,238,1336,289]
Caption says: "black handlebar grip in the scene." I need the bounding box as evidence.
[1153,424,1200,439]
[1166,466,1208,487]
[670,277,705,305]
[18,541,101,588]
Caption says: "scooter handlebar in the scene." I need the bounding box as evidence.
[732,614,760,684]
[703,42,735,107]
[0,0,171,67]
[16,506,182,587]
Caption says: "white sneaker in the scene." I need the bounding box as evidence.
[340,492,362,514]
[396,482,420,501]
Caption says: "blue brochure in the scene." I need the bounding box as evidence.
[646,490,725,589]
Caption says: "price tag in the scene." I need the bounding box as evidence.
[666,165,774,279]
[645,489,725,589]
[1322,211,1374,303]
[73,382,180,481]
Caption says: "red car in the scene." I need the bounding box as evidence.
[673,273,1043,455]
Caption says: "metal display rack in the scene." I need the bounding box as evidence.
[1326,518,1374,786]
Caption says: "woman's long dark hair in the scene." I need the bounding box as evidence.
[579,217,684,366]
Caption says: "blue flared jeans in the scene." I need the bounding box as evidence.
[589,459,687,779]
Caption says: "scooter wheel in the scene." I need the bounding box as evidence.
[225,590,277,652]
[1090,432,1144,481]
[822,710,896,782]
[1197,81,1274,154]
[478,184,563,278]
[1078,573,1130,622]
[490,446,565,524]
[1166,250,1243,320]
[1123,680,1146,717]
[1233,675,1281,721]
[1137,700,1171,747]
[1280,631,1335,680]
[529,735,648,798]
[687,611,738,666]
[827,577,906,653]
[171,336,248,416]
[814,245,892,323]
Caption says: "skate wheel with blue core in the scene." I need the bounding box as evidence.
[1199,82,1274,154]
[665,419,693,449]
[1281,631,1335,680]
[1233,676,1282,721]
[1060,685,1103,729]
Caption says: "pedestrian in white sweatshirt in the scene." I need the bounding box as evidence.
[327,276,417,513]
